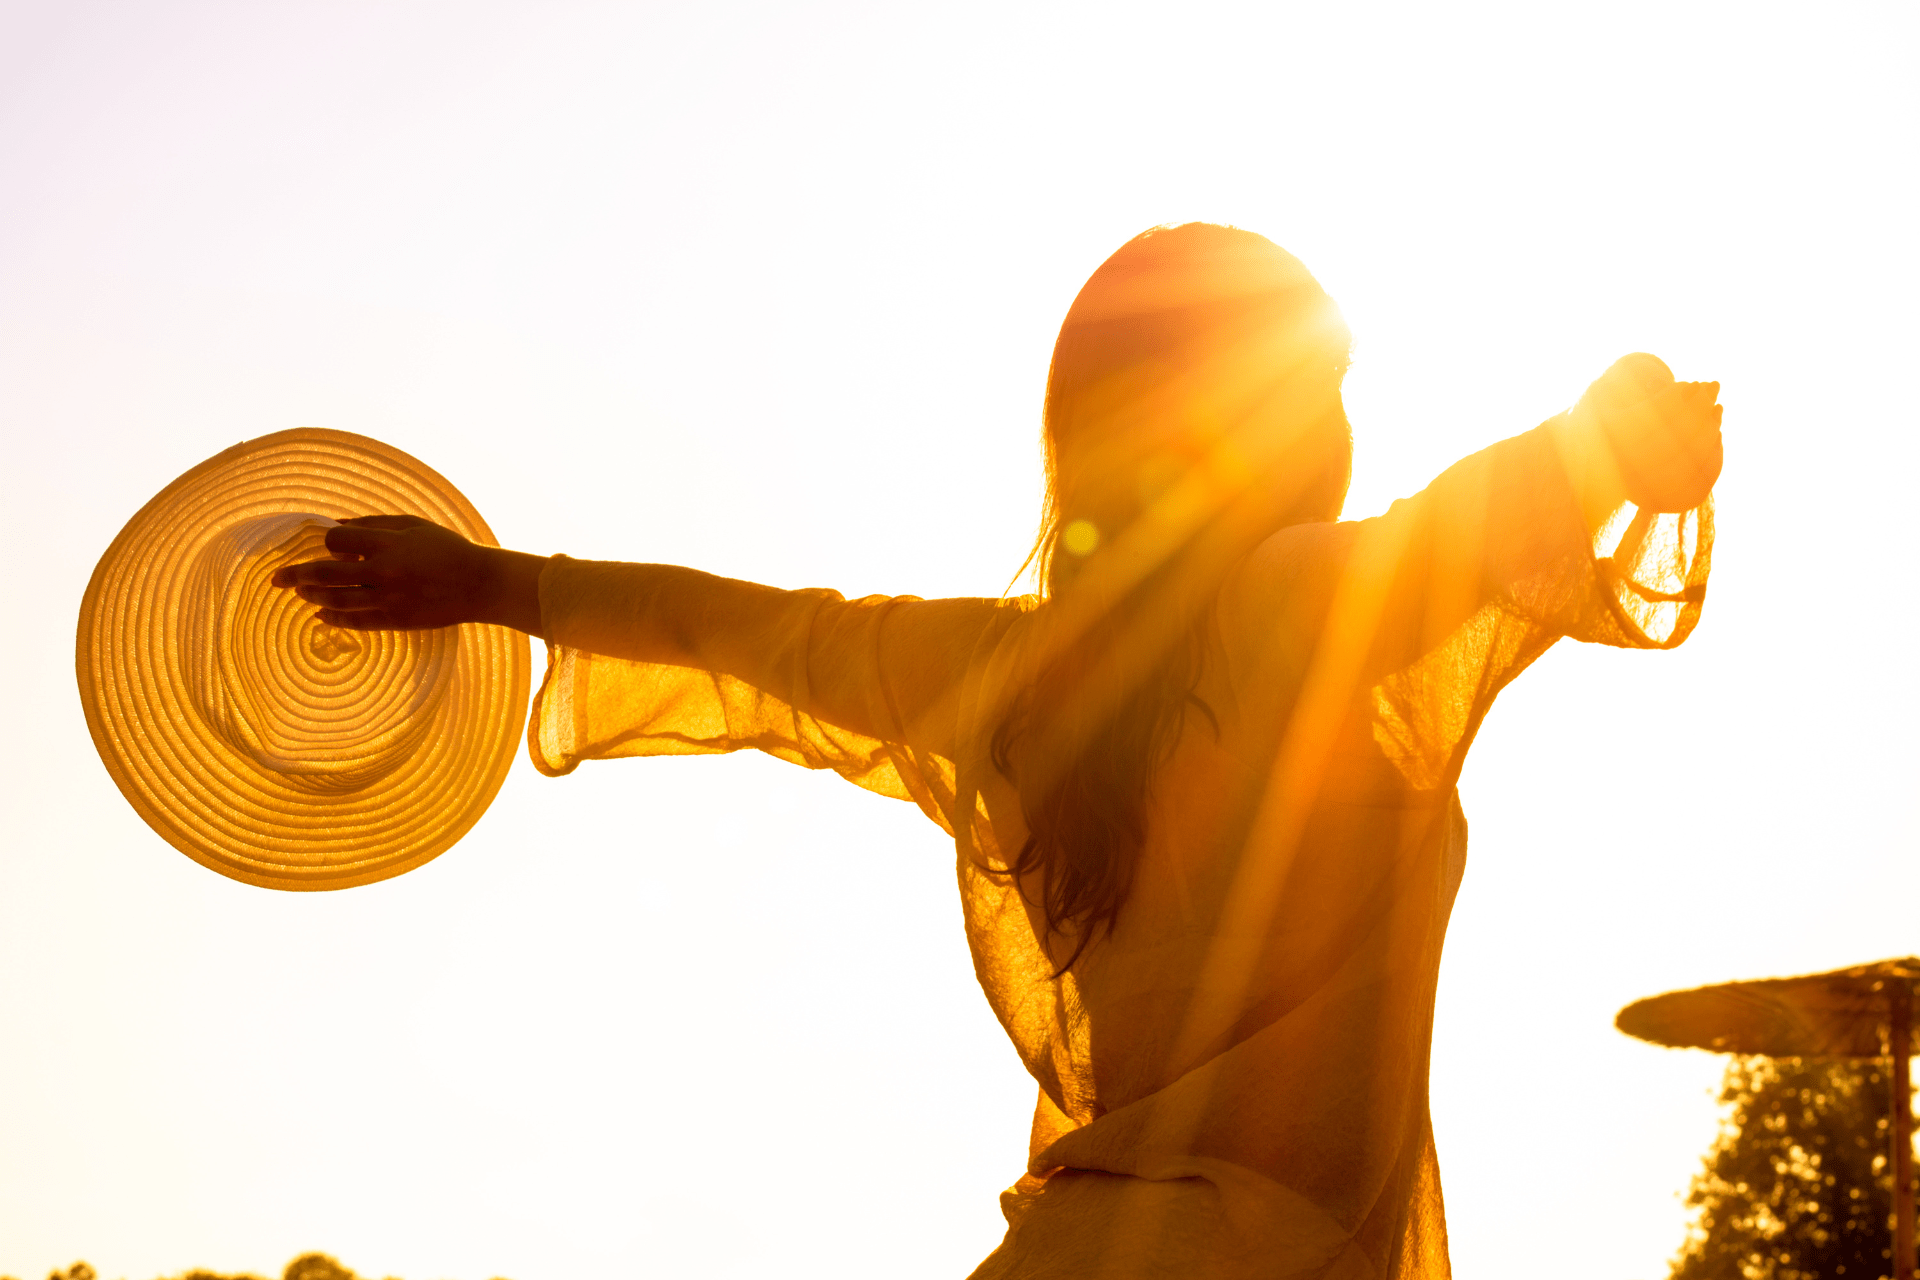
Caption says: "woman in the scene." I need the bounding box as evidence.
[276,224,1721,1278]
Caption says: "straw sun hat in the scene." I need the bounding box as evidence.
[76,428,531,890]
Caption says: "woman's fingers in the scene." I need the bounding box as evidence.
[265,513,493,631]
[1575,357,1724,513]
[1616,376,1722,512]
[325,523,399,558]
[270,516,434,588]
[1671,382,1723,433]
[315,607,408,630]
[339,514,430,529]
[268,520,407,587]
[293,584,386,611]
[272,558,375,588]
[1670,381,1719,411]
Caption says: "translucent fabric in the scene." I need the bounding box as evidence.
[526,419,1711,1279]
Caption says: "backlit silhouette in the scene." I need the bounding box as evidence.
[275,223,1723,1278]
[7,1251,424,1280]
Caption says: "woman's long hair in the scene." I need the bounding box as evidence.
[991,224,1354,973]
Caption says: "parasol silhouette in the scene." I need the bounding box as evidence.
[1618,957,1920,1280]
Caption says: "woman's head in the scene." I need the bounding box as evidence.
[1034,223,1353,597]
[996,224,1353,974]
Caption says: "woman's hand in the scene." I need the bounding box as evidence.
[1567,353,1724,516]
[270,515,547,636]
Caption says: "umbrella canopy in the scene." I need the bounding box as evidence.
[1616,957,1920,1058]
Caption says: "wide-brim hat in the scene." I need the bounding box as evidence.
[76,428,530,890]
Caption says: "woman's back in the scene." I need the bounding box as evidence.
[516,397,1712,1278]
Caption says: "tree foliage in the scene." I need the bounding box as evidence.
[1673,1056,1914,1280]
[10,1253,466,1280]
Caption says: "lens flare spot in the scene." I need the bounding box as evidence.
[1062,519,1101,556]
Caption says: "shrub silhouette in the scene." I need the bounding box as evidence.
[5,1253,494,1280]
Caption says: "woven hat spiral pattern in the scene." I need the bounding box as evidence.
[77,428,530,890]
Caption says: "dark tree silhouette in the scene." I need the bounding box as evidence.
[1673,1056,1915,1280]
[6,1253,454,1280]
[278,1257,360,1280]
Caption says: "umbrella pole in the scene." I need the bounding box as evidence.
[1894,981,1913,1280]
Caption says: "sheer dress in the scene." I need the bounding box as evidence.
[525,419,1711,1279]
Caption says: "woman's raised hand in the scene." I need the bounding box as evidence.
[270,515,547,636]
[1571,353,1724,514]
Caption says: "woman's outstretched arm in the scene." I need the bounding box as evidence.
[272,520,987,756]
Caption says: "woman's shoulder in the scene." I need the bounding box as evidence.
[1242,517,1356,570]
[1220,518,1359,629]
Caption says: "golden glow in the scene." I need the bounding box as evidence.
[1061,519,1100,556]
[517,324,1714,1275]
[3,6,1908,1280]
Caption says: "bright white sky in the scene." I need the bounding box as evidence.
[2,3,1915,1278]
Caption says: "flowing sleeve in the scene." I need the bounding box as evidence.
[524,557,1009,832]
[1224,417,1713,792]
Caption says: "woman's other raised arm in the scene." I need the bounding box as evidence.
[1225,353,1722,687]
